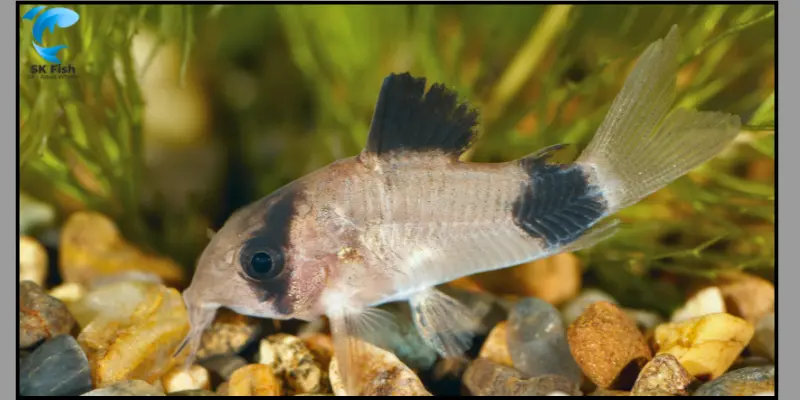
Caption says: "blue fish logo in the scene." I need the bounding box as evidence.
[22,6,80,64]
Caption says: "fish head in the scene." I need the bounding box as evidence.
[177,176,335,360]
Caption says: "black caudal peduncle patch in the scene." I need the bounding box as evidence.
[512,148,608,249]
[363,72,480,158]
[238,184,304,316]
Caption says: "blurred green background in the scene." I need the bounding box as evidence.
[19,4,774,314]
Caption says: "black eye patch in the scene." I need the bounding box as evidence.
[236,184,306,316]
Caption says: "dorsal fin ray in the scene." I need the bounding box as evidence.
[361,72,480,160]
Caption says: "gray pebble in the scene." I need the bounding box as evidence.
[19,334,92,396]
[693,366,774,396]
[463,358,581,396]
[19,350,30,369]
[370,302,439,371]
[731,356,772,370]
[81,380,165,396]
[507,297,583,384]
[19,281,77,348]
[624,309,664,331]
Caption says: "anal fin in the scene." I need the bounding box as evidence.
[560,218,621,253]
[409,288,484,360]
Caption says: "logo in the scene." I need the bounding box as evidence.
[22,5,80,64]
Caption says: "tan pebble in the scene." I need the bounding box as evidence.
[19,281,76,348]
[151,380,166,394]
[49,282,86,305]
[472,253,581,305]
[631,353,692,396]
[477,321,512,367]
[750,313,775,361]
[168,389,218,396]
[670,287,726,323]
[634,390,676,396]
[20,236,48,287]
[302,334,334,371]
[88,271,164,289]
[80,379,165,396]
[448,276,484,292]
[462,358,582,396]
[214,381,228,396]
[567,301,652,389]
[68,280,155,329]
[560,289,618,326]
[227,364,283,396]
[161,365,210,393]
[715,272,774,325]
[432,357,470,382]
[654,313,754,380]
[329,338,431,396]
[588,388,630,396]
[59,211,185,288]
[77,283,190,387]
[258,334,328,395]
[197,308,260,359]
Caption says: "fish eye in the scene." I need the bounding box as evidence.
[245,249,283,281]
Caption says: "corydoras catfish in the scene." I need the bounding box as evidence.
[176,25,740,394]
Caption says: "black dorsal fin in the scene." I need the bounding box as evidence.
[363,72,479,158]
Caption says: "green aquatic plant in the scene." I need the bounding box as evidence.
[19,4,216,262]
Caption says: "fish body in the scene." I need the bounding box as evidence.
[302,154,553,307]
[178,25,741,394]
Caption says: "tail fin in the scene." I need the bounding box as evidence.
[576,25,741,214]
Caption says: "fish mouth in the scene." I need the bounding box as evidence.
[224,303,294,321]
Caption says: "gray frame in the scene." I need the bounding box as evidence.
[13,1,786,397]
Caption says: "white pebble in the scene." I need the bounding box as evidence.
[671,286,726,322]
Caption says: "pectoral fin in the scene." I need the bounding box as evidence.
[408,288,484,360]
[328,305,398,395]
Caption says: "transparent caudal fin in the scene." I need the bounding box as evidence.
[577,25,741,213]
